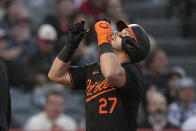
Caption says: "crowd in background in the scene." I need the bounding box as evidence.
[0,0,196,130]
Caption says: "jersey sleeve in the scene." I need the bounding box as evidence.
[68,65,87,90]
[121,64,144,98]
[68,62,97,90]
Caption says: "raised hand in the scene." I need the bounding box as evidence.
[95,17,112,47]
[67,20,86,49]
[58,20,87,62]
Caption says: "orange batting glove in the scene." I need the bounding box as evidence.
[95,20,112,47]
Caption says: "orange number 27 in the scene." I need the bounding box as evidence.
[99,97,117,114]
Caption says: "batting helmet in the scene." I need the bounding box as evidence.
[116,19,150,63]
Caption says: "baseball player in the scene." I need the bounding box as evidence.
[48,18,150,131]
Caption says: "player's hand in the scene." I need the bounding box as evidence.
[67,20,86,49]
[95,17,112,47]
[58,20,88,62]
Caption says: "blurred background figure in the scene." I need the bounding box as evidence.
[22,0,58,28]
[167,77,196,128]
[0,27,26,88]
[43,0,77,52]
[144,48,168,95]
[78,0,108,44]
[166,66,186,104]
[1,0,26,32]
[0,5,36,89]
[25,90,77,130]
[139,92,177,130]
[79,0,107,22]
[24,24,57,89]
[182,114,196,131]
[8,11,35,62]
[0,28,11,60]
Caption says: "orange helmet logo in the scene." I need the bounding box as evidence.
[99,22,110,29]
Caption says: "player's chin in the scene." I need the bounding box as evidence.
[111,40,114,46]
[111,42,117,50]
[111,41,121,50]
[111,39,118,46]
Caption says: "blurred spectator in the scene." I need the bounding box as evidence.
[182,115,196,130]
[32,83,64,107]
[43,0,77,52]
[144,48,168,95]
[106,0,127,30]
[25,90,77,130]
[145,84,158,102]
[139,92,177,130]
[8,8,36,61]
[79,0,107,22]
[1,8,36,88]
[24,24,57,88]
[167,77,196,127]
[138,84,158,125]
[22,0,57,28]
[0,28,19,61]
[0,60,11,131]
[166,66,186,104]
[0,28,26,88]
[1,0,25,32]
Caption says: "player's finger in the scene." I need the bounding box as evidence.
[80,20,85,32]
[80,20,85,26]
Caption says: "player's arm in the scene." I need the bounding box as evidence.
[100,52,125,87]
[95,19,126,88]
[48,21,85,87]
[48,58,71,86]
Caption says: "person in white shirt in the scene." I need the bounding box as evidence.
[182,115,196,130]
[25,90,77,130]
[167,77,196,128]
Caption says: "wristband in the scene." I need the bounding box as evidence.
[100,44,113,55]
[58,44,75,62]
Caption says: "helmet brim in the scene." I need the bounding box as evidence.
[116,19,137,42]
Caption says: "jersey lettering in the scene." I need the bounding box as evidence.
[86,79,113,97]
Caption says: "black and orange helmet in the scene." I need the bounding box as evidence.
[116,19,150,63]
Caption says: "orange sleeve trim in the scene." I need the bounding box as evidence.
[68,67,75,89]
